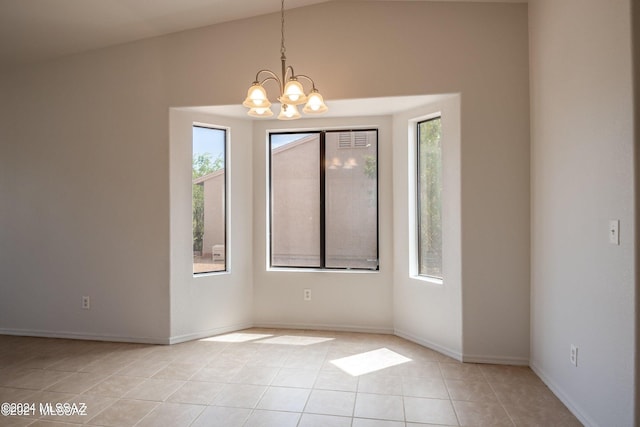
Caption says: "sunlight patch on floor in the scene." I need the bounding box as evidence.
[331,348,412,376]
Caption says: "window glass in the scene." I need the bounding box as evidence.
[192,126,226,274]
[269,130,378,270]
[417,118,443,279]
[325,130,378,269]
[270,133,321,268]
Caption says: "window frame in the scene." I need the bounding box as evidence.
[268,128,379,271]
[416,116,443,280]
[192,124,229,276]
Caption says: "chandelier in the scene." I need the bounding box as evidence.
[242,0,328,120]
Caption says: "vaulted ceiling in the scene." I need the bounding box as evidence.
[0,0,525,68]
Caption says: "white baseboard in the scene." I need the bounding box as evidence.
[394,328,463,361]
[462,353,529,366]
[0,327,168,344]
[253,321,394,335]
[530,361,597,427]
[169,322,254,344]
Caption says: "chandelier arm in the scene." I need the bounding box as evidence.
[244,0,327,119]
[293,74,318,91]
[258,76,283,97]
[255,69,280,82]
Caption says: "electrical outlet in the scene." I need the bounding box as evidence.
[303,289,311,301]
[570,344,578,367]
[82,296,90,310]
[609,220,620,245]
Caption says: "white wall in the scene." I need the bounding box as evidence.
[393,95,464,360]
[529,0,636,425]
[169,110,253,343]
[0,40,171,343]
[0,1,530,363]
[252,116,395,333]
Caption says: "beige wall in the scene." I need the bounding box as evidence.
[529,0,636,425]
[0,2,530,356]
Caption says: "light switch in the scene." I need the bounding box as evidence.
[609,220,620,245]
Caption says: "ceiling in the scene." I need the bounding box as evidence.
[181,94,456,120]
[0,0,525,69]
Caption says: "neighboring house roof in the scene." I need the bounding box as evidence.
[193,168,224,185]
[272,134,317,155]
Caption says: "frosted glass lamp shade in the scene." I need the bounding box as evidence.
[243,83,271,109]
[280,80,307,105]
[247,106,274,117]
[302,90,328,114]
[278,103,301,120]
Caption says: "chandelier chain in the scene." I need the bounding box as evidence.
[242,0,328,119]
[280,0,286,56]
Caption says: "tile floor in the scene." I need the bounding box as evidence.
[0,328,582,426]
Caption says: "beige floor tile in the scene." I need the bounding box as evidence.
[304,389,356,417]
[87,398,158,426]
[314,370,358,392]
[453,400,514,426]
[0,416,35,426]
[0,329,583,427]
[3,369,71,390]
[151,361,204,381]
[502,400,583,427]
[80,360,133,375]
[211,383,267,408]
[190,406,251,427]
[85,376,145,398]
[115,358,169,377]
[136,402,205,427]
[406,423,458,427]
[21,389,76,413]
[46,355,99,372]
[298,413,352,427]
[358,374,403,395]
[24,421,80,427]
[491,382,560,407]
[45,372,108,394]
[45,393,115,423]
[246,348,291,367]
[244,409,301,427]
[404,396,459,425]
[479,365,543,386]
[256,386,311,412]
[446,379,498,402]
[229,366,279,385]
[402,376,449,399]
[0,386,36,402]
[271,367,318,388]
[123,378,185,401]
[396,360,442,378]
[354,392,404,421]
[352,418,405,427]
[167,380,225,405]
[205,355,247,370]
[440,363,486,381]
[13,355,62,370]
[285,348,328,367]
[191,365,242,382]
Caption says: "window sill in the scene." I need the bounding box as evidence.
[411,275,443,285]
[267,267,379,274]
[193,270,230,278]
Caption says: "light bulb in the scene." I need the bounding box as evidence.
[302,90,328,114]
